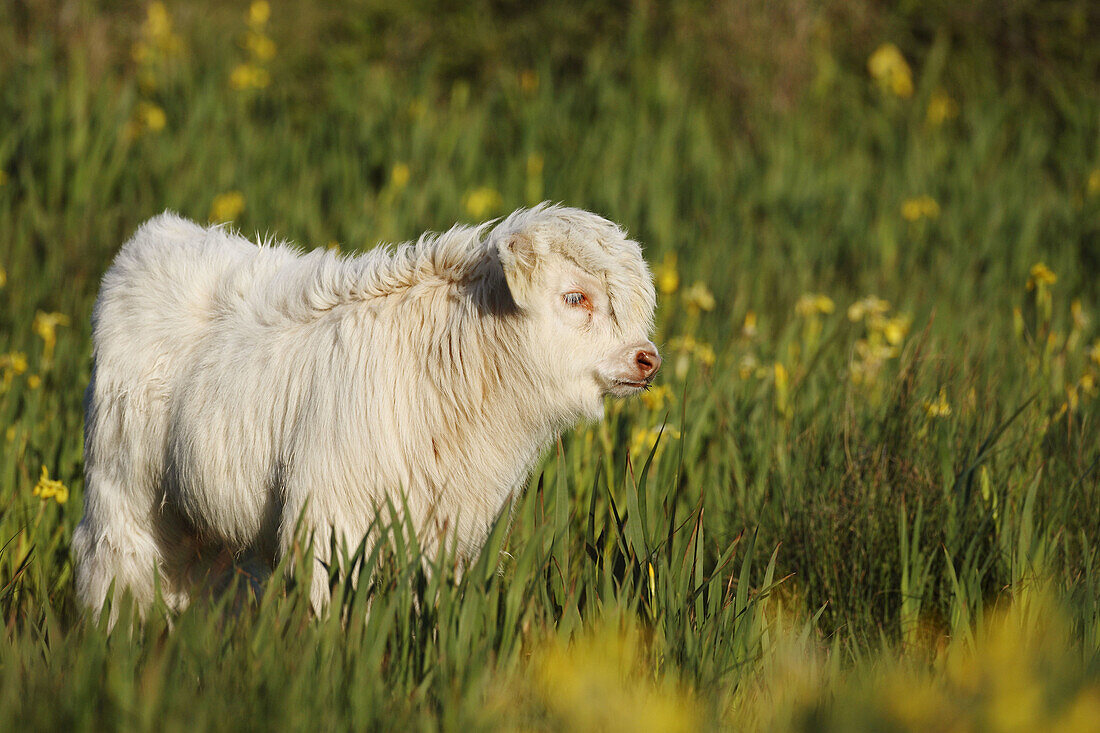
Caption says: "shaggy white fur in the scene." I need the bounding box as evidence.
[72,203,660,616]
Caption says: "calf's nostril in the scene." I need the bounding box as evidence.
[635,349,661,377]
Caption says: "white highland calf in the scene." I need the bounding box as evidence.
[73,204,660,615]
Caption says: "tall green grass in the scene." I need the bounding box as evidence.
[1,1,1099,729]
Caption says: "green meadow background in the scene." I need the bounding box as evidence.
[2,0,1100,729]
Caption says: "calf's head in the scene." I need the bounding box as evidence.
[490,206,660,421]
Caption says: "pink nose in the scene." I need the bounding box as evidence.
[635,346,661,381]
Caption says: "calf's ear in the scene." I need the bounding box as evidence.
[497,233,539,306]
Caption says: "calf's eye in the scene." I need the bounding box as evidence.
[563,291,589,308]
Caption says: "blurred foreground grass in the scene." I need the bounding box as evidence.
[1,1,1099,729]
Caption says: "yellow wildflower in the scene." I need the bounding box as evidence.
[210,191,245,222]
[848,296,891,322]
[868,43,914,98]
[923,387,951,418]
[654,253,680,295]
[849,327,904,387]
[901,195,940,222]
[33,311,70,337]
[526,152,544,178]
[132,40,153,66]
[390,162,410,189]
[1012,306,1025,338]
[640,383,672,411]
[125,100,169,139]
[682,281,715,313]
[248,0,271,27]
[519,69,539,94]
[669,335,717,378]
[33,311,70,363]
[1088,169,1100,196]
[244,32,277,62]
[668,335,700,356]
[230,63,270,90]
[33,466,68,504]
[145,2,171,40]
[1066,383,1082,413]
[1071,298,1087,328]
[741,310,758,338]
[139,101,167,132]
[136,2,182,59]
[695,342,716,367]
[1026,262,1057,290]
[773,362,790,416]
[1087,339,1100,367]
[463,187,503,219]
[857,336,900,362]
[901,199,922,222]
[27,375,41,389]
[926,89,958,125]
[1,351,28,375]
[229,64,252,90]
[508,623,699,733]
[0,265,6,288]
[130,2,181,96]
[881,314,911,346]
[795,293,835,317]
[629,424,680,461]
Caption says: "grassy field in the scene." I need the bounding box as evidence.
[2,1,1100,730]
